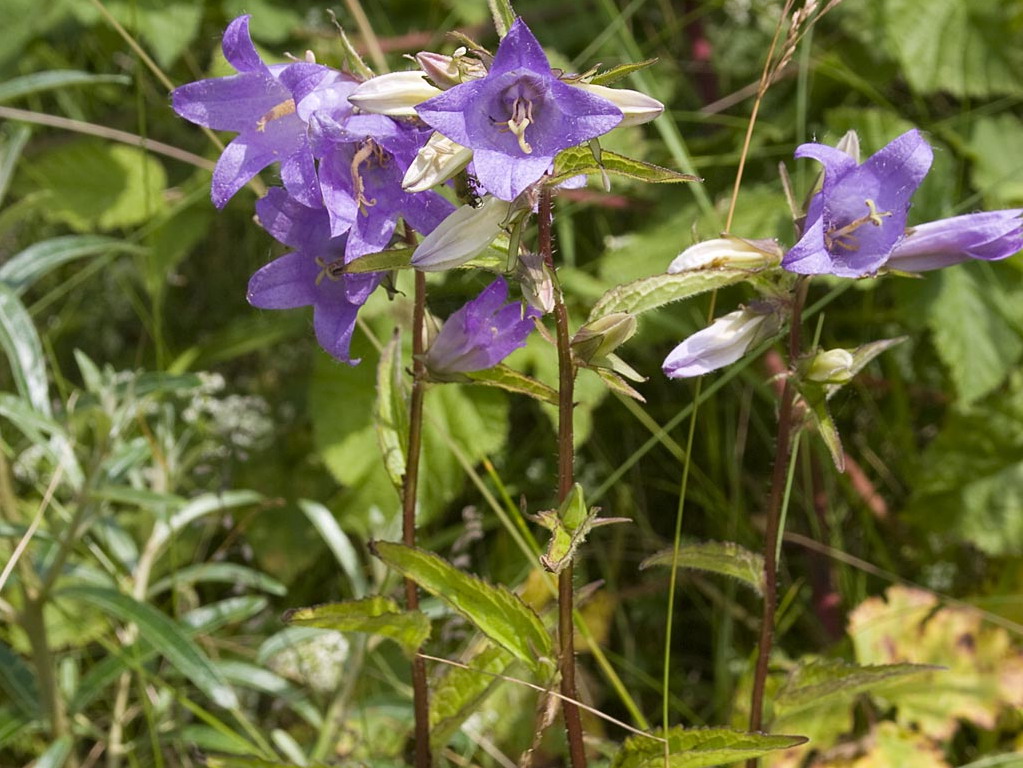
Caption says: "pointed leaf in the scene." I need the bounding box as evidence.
[588,59,659,86]
[0,282,49,415]
[0,124,30,207]
[641,541,765,595]
[297,499,367,598]
[374,333,408,490]
[0,641,39,717]
[594,366,646,402]
[60,586,239,709]
[464,364,558,405]
[805,390,845,472]
[589,268,752,320]
[148,490,263,555]
[147,563,287,598]
[0,70,129,103]
[34,737,73,768]
[0,235,141,295]
[341,246,414,274]
[430,641,516,746]
[612,726,808,768]
[550,146,700,187]
[774,659,937,721]
[371,541,553,673]
[284,596,430,653]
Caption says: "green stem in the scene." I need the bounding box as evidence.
[746,278,808,765]
[539,186,587,768]
[404,269,432,768]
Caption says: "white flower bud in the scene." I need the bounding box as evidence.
[347,71,442,117]
[572,312,638,362]
[515,251,556,315]
[402,132,474,193]
[412,196,512,272]
[571,82,664,128]
[663,304,782,378]
[668,237,783,273]
[804,348,856,384]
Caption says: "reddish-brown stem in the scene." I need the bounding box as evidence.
[539,187,587,768]
[404,269,432,768]
[746,278,808,766]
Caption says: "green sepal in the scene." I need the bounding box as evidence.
[587,58,659,86]
[533,483,629,574]
[463,364,558,405]
[548,145,701,187]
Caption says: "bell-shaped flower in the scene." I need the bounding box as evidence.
[415,18,622,201]
[782,129,933,277]
[886,209,1023,271]
[669,236,783,272]
[411,195,513,272]
[425,278,540,378]
[246,189,382,363]
[347,71,443,117]
[663,302,782,379]
[171,15,353,208]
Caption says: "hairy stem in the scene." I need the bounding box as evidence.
[404,269,432,768]
[540,187,587,768]
[746,278,808,765]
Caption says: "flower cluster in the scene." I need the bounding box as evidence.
[173,15,658,368]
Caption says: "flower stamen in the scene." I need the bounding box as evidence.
[255,99,297,132]
[825,198,893,252]
[494,95,535,154]
[350,140,382,215]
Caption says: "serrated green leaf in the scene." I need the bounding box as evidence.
[612,726,807,768]
[588,58,659,86]
[285,596,430,653]
[640,541,765,595]
[371,542,553,673]
[550,145,700,187]
[774,659,935,721]
[343,247,414,274]
[464,364,558,405]
[0,281,49,415]
[589,268,752,320]
[374,333,408,490]
[430,641,516,746]
[0,235,141,295]
[60,586,239,709]
[148,563,287,598]
[18,140,166,232]
[0,70,128,103]
[884,0,1023,99]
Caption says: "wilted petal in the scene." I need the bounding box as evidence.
[887,209,1023,271]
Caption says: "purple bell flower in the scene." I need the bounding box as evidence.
[414,18,622,201]
[782,129,933,277]
[886,209,1023,271]
[425,278,540,377]
[246,188,382,363]
[171,16,353,208]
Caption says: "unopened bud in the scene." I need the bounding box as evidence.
[572,312,638,362]
[668,236,783,273]
[412,196,512,272]
[835,129,861,163]
[571,82,664,128]
[803,348,855,384]
[515,251,556,315]
[402,132,474,193]
[415,50,487,89]
[348,71,442,117]
[663,303,783,379]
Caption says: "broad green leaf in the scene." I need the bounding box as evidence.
[774,659,935,720]
[285,596,430,653]
[374,333,408,491]
[0,642,39,718]
[60,586,239,709]
[641,541,765,595]
[148,490,263,555]
[589,59,659,86]
[430,641,516,746]
[884,0,1023,98]
[589,268,753,320]
[147,563,287,598]
[0,282,50,415]
[464,364,558,405]
[34,737,72,768]
[18,140,166,232]
[611,726,807,768]
[298,499,367,598]
[78,1,203,68]
[343,246,414,274]
[0,235,141,295]
[926,265,1023,405]
[550,145,700,187]
[969,114,1023,207]
[372,542,553,673]
[0,71,128,103]
[0,124,31,207]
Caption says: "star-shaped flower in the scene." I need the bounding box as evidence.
[414,18,623,201]
[782,129,933,277]
[246,188,381,363]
